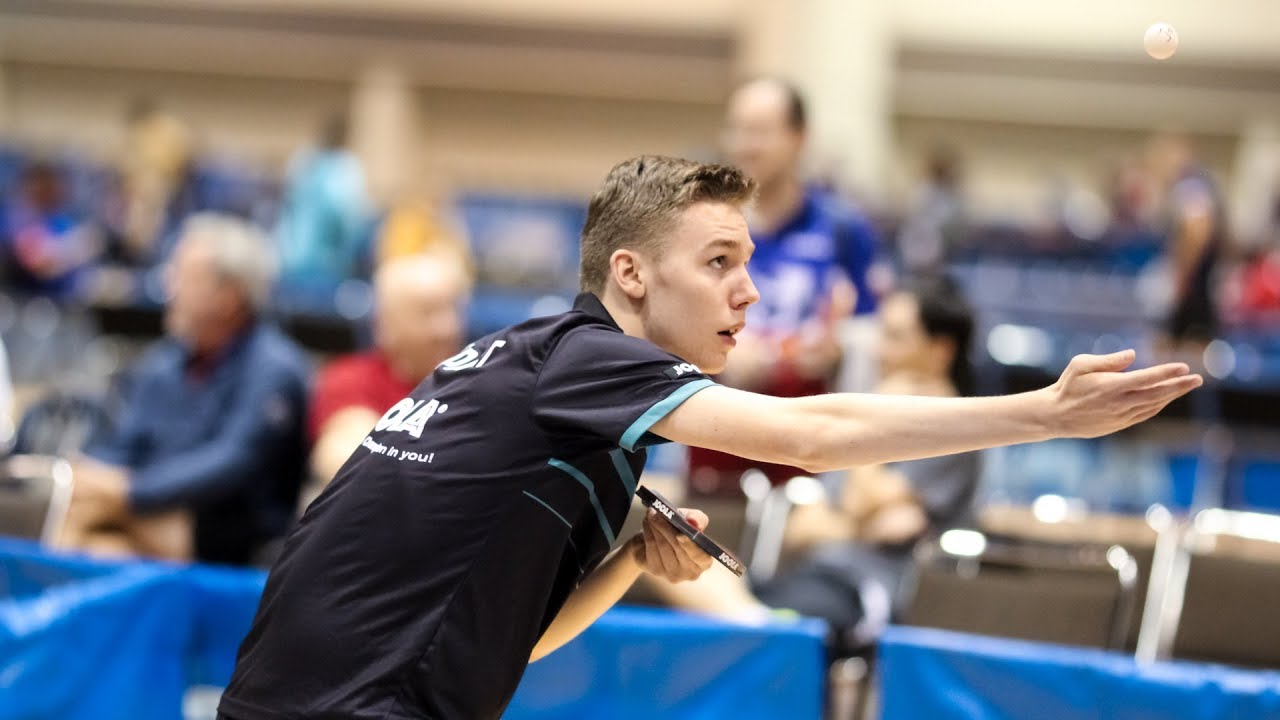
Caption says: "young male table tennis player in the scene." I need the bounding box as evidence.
[219,156,1201,720]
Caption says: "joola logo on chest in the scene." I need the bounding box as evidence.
[375,397,448,439]
[664,363,701,380]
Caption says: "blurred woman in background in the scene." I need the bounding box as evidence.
[648,277,982,638]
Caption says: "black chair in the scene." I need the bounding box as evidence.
[0,455,73,544]
[1139,508,1280,669]
[746,475,829,581]
[13,390,115,458]
[745,475,895,720]
[978,499,1163,651]
[902,529,1139,651]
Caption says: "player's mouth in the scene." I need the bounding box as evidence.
[717,324,743,347]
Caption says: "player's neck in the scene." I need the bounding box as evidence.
[750,174,805,234]
[597,288,650,343]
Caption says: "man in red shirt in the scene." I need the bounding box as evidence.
[302,253,470,509]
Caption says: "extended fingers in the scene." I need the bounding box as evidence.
[1069,350,1137,376]
[1128,372,1203,405]
[1115,374,1204,431]
[1120,362,1193,390]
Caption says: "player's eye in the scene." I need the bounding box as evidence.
[709,256,727,269]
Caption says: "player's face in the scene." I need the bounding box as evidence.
[722,83,802,189]
[644,202,759,373]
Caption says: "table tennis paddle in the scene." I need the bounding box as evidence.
[635,485,745,577]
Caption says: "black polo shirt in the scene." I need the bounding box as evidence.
[218,293,716,720]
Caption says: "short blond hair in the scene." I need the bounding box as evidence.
[578,156,755,293]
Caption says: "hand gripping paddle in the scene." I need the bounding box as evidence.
[635,485,745,577]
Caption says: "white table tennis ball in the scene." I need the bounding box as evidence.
[1145,22,1178,60]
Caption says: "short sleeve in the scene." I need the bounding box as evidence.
[533,327,716,451]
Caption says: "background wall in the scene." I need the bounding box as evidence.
[1,0,1277,216]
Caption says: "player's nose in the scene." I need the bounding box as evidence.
[734,269,760,309]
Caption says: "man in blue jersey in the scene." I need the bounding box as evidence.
[220,156,1199,720]
[689,77,883,494]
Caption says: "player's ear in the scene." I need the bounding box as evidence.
[610,248,646,300]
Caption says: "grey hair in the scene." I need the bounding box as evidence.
[179,212,278,313]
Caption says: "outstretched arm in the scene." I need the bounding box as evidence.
[653,350,1201,474]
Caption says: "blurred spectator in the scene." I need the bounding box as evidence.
[1146,132,1227,346]
[118,97,193,264]
[896,145,967,277]
[56,213,310,565]
[275,113,370,298]
[301,253,469,510]
[687,76,880,495]
[649,279,980,635]
[1225,191,1280,324]
[1105,155,1157,237]
[0,161,102,299]
[1231,250,1280,324]
[376,195,472,275]
[782,280,978,550]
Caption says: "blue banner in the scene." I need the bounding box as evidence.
[0,563,188,720]
[0,539,825,719]
[880,625,1280,720]
[509,606,826,720]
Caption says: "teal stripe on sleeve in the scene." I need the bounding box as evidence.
[547,458,616,545]
[619,378,716,452]
[608,448,637,497]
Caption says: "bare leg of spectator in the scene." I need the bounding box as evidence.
[54,486,116,552]
[125,510,193,562]
[62,511,191,562]
[77,528,139,558]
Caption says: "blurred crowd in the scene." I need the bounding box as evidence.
[0,101,471,314]
[1,80,1279,635]
[0,97,474,565]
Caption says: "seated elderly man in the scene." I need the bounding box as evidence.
[301,252,469,509]
[57,213,310,565]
